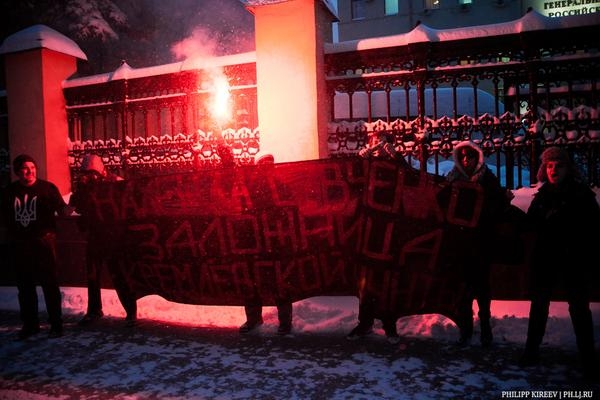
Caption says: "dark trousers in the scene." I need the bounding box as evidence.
[86,238,137,319]
[14,234,63,329]
[245,300,292,326]
[457,267,492,338]
[106,257,137,319]
[84,255,103,315]
[357,294,396,333]
[525,283,595,363]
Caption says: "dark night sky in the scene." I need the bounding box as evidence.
[0,0,255,76]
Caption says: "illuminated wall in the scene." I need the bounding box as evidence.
[4,49,75,194]
[247,0,336,163]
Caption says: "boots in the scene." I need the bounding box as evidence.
[478,308,493,348]
[276,302,293,335]
[518,300,548,367]
[457,318,473,346]
[457,304,473,346]
[570,304,598,381]
[240,304,263,333]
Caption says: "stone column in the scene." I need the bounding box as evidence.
[244,0,337,162]
[0,25,87,194]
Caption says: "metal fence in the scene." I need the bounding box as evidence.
[2,13,598,189]
[324,15,600,188]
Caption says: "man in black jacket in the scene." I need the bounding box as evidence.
[519,147,600,382]
[1,154,71,339]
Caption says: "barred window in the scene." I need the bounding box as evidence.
[351,0,366,20]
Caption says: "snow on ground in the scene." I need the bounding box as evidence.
[2,185,600,399]
[1,286,600,399]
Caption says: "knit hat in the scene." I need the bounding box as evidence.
[540,147,570,164]
[12,154,36,173]
[80,154,105,175]
[255,152,275,165]
[368,131,393,143]
[536,147,573,182]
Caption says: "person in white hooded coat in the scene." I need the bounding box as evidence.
[69,154,137,327]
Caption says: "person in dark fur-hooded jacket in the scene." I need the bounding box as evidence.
[437,141,514,347]
[519,147,600,382]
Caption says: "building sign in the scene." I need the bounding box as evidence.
[528,0,600,17]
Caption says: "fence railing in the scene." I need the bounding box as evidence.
[327,104,600,189]
[323,13,600,188]
[64,58,259,179]
[3,13,598,189]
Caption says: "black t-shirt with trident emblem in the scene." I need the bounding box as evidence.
[1,179,67,241]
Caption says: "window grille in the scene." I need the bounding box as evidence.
[351,0,367,20]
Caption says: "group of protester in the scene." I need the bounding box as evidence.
[0,137,598,382]
[0,153,137,340]
[346,132,599,382]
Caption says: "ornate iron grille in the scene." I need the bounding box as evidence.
[325,19,600,188]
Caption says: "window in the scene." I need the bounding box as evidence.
[385,0,398,15]
[458,0,472,11]
[424,0,440,10]
[351,0,366,20]
[81,113,93,142]
[105,111,119,141]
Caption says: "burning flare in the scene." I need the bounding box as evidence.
[208,74,232,126]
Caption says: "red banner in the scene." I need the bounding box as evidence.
[80,158,523,322]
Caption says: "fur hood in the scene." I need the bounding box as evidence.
[447,141,486,182]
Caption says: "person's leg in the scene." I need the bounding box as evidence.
[358,295,376,328]
[276,301,293,335]
[16,278,39,328]
[240,296,263,333]
[456,276,475,345]
[347,294,376,340]
[519,293,550,366]
[79,252,104,325]
[456,295,474,345]
[14,244,40,338]
[567,285,597,380]
[457,256,478,346]
[382,315,400,344]
[475,264,493,347]
[519,264,557,366]
[107,257,138,326]
[37,233,63,337]
[477,297,492,347]
[121,294,138,327]
[13,242,40,337]
[87,253,103,315]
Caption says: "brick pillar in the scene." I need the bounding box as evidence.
[245,0,337,162]
[0,25,87,195]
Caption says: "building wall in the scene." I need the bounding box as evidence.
[251,0,335,162]
[4,49,75,194]
[335,0,598,41]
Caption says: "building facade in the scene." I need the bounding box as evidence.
[335,0,599,41]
